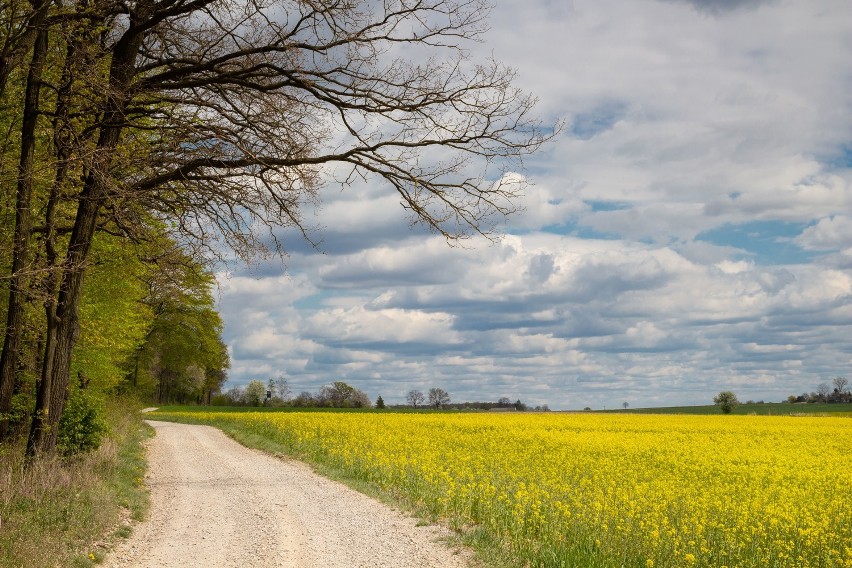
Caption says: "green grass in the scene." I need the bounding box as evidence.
[0,396,152,568]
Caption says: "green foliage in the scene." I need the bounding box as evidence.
[57,389,108,456]
[713,391,740,414]
[317,381,371,408]
[73,233,154,391]
[375,395,386,409]
[131,248,229,404]
[243,380,266,406]
[210,394,231,406]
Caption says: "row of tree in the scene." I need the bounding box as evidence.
[215,380,548,412]
[405,388,451,409]
[0,0,547,457]
[787,377,851,404]
[218,380,372,409]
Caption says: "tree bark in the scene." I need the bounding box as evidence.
[0,9,48,441]
[27,8,148,455]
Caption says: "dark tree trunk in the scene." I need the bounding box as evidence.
[26,27,76,455]
[0,15,48,442]
[27,11,148,456]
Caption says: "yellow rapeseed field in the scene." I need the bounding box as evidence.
[159,411,852,567]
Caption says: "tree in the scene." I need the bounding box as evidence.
[350,390,372,409]
[816,383,831,402]
[1,0,550,456]
[129,251,229,405]
[622,402,629,410]
[713,391,740,414]
[317,381,370,408]
[428,388,450,410]
[272,376,292,401]
[292,391,315,408]
[321,381,356,407]
[243,380,267,407]
[375,396,386,409]
[407,390,426,408]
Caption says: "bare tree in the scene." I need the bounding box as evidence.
[406,390,425,408]
[816,383,831,402]
[349,389,372,409]
[428,387,450,409]
[1,0,552,456]
[831,377,850,403]
[272,375,291,401]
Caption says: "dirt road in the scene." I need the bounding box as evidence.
[105,421,472,568]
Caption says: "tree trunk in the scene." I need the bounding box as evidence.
[26,12,148,456]
[0,17,48,442]
[25,26,74,455]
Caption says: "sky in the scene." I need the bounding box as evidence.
[215,0,852,410]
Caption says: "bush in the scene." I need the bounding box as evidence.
[57,389,108,456]
[210,394,231,406]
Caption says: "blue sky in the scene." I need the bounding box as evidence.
[216,0,852,409]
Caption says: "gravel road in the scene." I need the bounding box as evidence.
[105,421,472,568]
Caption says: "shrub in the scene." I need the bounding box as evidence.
[57,389,108,456]
[210,394,231,406]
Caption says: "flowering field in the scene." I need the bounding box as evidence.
[150,410,852,567]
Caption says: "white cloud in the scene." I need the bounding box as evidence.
[305,306,462,346]
[796,216,852,251]
[215,0,852,409]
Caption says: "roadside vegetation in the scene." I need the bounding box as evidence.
[148,408,852,568]
[0,397,151,568]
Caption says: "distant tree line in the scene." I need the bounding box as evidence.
[215,379,372,409]
[715,377,851,415]
[787,377,851,404]
[211,382,551,412]
[403,390,549,411]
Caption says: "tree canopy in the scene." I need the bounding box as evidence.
[0,0,549,457]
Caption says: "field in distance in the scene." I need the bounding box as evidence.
[598,402,852,415]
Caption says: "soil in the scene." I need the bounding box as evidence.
[104,420,473,568]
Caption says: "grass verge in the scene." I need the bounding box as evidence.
[0,396,152,568]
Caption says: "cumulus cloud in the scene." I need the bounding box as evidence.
[796,216,852,251]
[215,0,852,409]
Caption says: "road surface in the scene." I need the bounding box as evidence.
[104,421,472,568]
